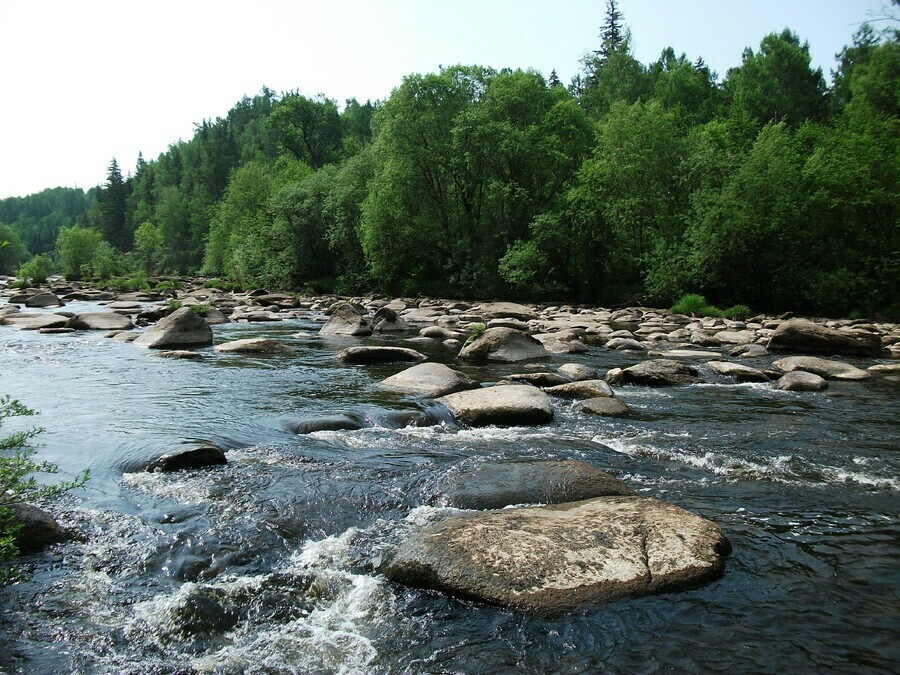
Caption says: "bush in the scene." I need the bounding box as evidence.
[698,305,724,318]
[464,322,487,346]
[722,304,751,320]
[56,227,105,280]
[0,224,29,275]
[670,293,709,316]
[164,299,183,312]
[106,272,151,294]
[1,396,89,583]
[16,254,55,285]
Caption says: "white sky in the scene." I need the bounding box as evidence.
[0,0,889,199]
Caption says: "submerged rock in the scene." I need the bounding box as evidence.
[291,414,364,434]
[605,359,702,386]
[430,460,634,510]
[458,327,549,362]
[772,356,871,381]
[385,496,731,616]
[133,307,213,349]
[767,319,882,357]
[335,346,426,364]
[214,338,292,354]
[438,385,553,427]
[146,446,227,473]
[380,362,480,398]
[8,503,70,554]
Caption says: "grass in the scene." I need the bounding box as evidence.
[671,294,751,320]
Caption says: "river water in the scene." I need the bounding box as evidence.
[0,301,897,673]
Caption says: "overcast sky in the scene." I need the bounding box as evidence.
[0,0,890,199]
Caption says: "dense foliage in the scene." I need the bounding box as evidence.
[2,6,897,318]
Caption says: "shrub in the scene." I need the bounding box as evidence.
[17,254,55,286]
[106,272,151,294]
[164,299,183,312]
[699,305,724,318]
[464,322,487,346]
[670,293,709,316]
[189,304,210,317]
[1,396,89,583]
[722,304,751,320]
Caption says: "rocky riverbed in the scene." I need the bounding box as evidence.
[0,276,897,672]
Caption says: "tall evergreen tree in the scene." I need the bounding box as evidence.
[595,0,625,61]
[549,69,562,87]
[92,158,130,250]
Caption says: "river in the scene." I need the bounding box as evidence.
[0,300,897,673]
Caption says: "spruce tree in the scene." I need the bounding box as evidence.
[549,69,562,87]
[595,0,625,61]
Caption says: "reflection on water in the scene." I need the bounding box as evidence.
[0,308,897,673]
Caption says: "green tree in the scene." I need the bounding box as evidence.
[1,396,89,583]
[724,29,828,127]
[270,93,342,169]
[131,221,165,275]
[91,158,131,250]
[0,224,29,274]
[55,226,105,279]
[16,253,54,286]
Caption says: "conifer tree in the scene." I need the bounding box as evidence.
[595,0,625,61]
[549,69,562,87]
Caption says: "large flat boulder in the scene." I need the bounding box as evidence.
[767,319,882,357]
[544,379,614,400]
[24,292,63,308]
[335,346,426,364]
[605,359,702,386]
[474,302,538,321]
[133,307,213,349]
[577,397,633,417]
[773,371,828,391]
[438,385,553,427]
[66,312,134,331]
[380,362,480,398]
[430,460,634,509]
[214,338,292,354]
[385,496,731,616]
[0,313,69,330]
[772,356,870,381]
[319,303,371,336]
[458,327,549,362]
[706,360,770,382]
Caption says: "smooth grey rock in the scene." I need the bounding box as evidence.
[475,302,538,321]
[706,361,770,382]
[557,363,599,381]
[544,379,614,400]
[133,307,213,349]
[24,292,63,308]
[729,344,769,358]
[773,371,828,391]
[430,460,634,510]
[146,446,227,473]
[605,337,647,351]
[459,327,549,362]
[605,359,702,386]
[381,362,481,398]
[772,356,871,381]
[319,303,371,336]
[713,330,755,345]
[419,325,461,340]
[214,338,292,354]
[507,372,570,388]
[533,333,589,354]
[438,385,553,427]
[385,496,731,616]
[0,313,70,330]
[8,503,70,554]
[335,346,426,364]
[577,397,633,417]
[65,312,134,331]
[767,319,882,357]
[371,306,409,332]
[291,414,364,434]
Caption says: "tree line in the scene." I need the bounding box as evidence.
[2,3,897,319]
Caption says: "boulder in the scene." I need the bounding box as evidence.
[319,303,371,336]
[24,292,63,308]
[430,460,634,510]
[8,503,70,554]
[419,325,461,340]
[544,379,614,400]
[605,359,702,386]
[557,363,599,381]
[0,313,69,330]
[705,361,770,383]
[133,307,213,349]
[438,385,553,427]
[458,327,549,362]
[729,344,769,358]
[772,356,871,381]
[767,319,882,357]
[773,371,828,391]
[290,414,364,434]
[375,410,439,429]
[605,337,647,351]
[385,496,730,616]
[577,397,633,418]
[65,312,134,331]
[713,330,756,345]
[475,302,538,321]
[214,338,292,354]
[371,307,409,332]
[507,372,570,388]
[335,346,426,364]
[380,362,481,398]
[146,446,227,473]
[152,350,204,360]
[532,333,589,354]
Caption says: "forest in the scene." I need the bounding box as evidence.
[1,2,897,319]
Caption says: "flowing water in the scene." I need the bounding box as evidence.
[0,302,897,673]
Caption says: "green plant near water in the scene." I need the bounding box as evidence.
[164,299,209,317]
[106,272,151,293]
[0,396,89,584]
[16,254,55,286]
[670,294,708,316]
[671,294,750,320]
[464,322,487,346]
[722,304,751,320]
